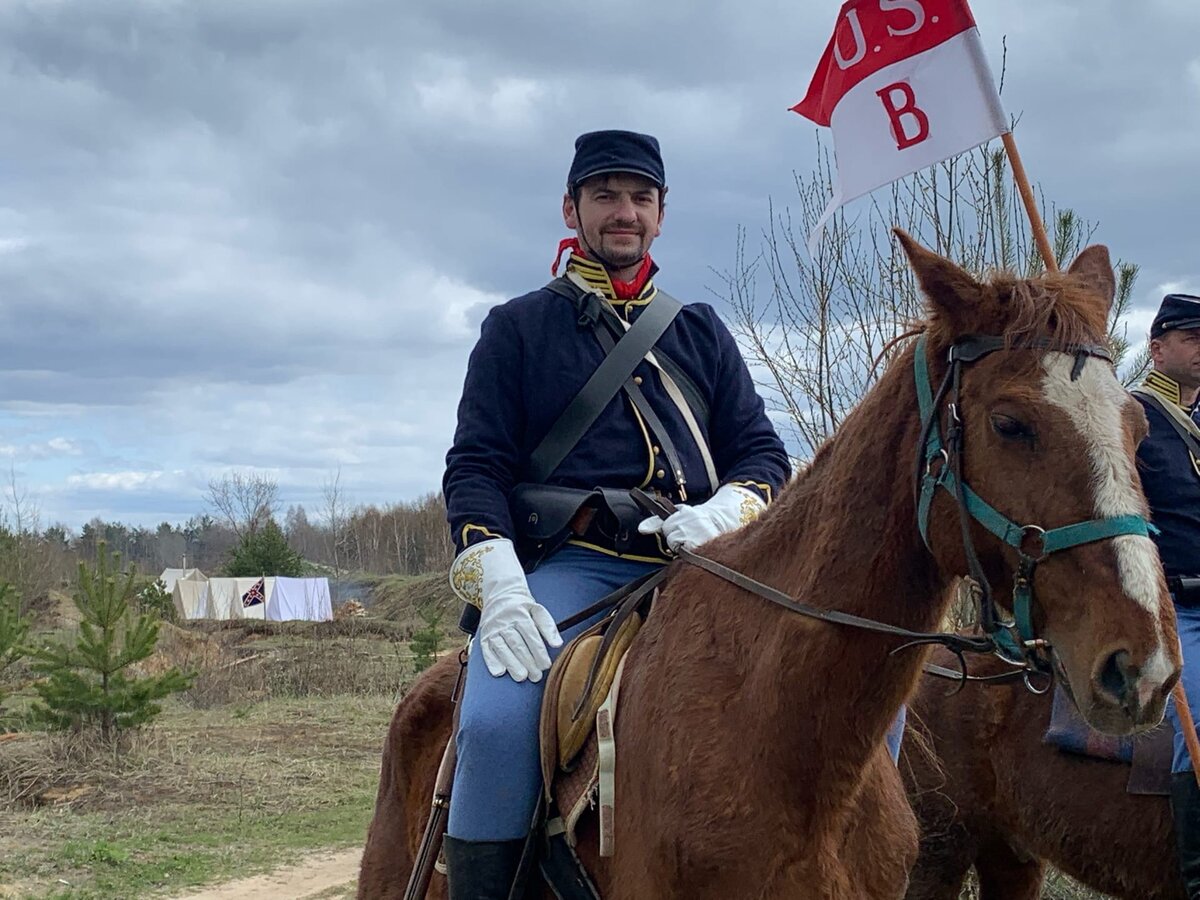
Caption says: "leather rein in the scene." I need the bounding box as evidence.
[568,333,1155,692]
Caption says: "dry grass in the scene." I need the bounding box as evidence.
[0,694,398,898]
[123,617,432,710]
[361,572,457,635]
[0,606,432,898]
[957,871,1113,898]
[0,585,1118,899]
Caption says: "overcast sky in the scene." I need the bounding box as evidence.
[3,0,1198,530]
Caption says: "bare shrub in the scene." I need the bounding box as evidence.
[174,619,414,708]
[722,142,1146,461]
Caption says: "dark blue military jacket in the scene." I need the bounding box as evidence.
[443,255,791,555]
[1135,370,1200,579]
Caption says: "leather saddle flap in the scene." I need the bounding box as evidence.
[539,612,642,789]
[557,613,642,765]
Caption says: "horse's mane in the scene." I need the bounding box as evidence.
[782,266,1110,504]
[927,269,1111,351]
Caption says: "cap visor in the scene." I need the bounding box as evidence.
[573,166,663,187]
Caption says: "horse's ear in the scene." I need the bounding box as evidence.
[1066,245,1116,316]
[894,229,982,329]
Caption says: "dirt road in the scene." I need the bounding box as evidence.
[173,847,361,899]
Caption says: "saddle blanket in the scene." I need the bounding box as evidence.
[1042,682,1173,795]
[1043,684,1135,762]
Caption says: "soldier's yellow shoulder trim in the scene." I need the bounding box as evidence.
[1143,370,1186,409]
[566,254,657,310]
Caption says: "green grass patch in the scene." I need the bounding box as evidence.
[0,694,398,898]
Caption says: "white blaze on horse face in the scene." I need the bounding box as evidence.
[1040,354,1163,618]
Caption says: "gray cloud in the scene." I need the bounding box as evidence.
[2,0,1197,526]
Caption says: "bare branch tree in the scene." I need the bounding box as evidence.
[206,471,278,540]
[322,468,346,595]
[720,137,1142,460]
[0,465,54,613]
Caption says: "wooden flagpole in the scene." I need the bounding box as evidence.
[1173,631,1200,787]
[1000,131,1058,274]
[1175,682,1200,788]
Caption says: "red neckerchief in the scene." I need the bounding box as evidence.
[551,237,654,300]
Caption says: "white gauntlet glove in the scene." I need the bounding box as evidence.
[449,538,562,683]
[637,483,766,552]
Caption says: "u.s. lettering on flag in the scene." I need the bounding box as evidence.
[793,0,1007,255]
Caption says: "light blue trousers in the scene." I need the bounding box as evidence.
[1168,602,1200,773]
[448,546,660,840]
[447,545,907,841]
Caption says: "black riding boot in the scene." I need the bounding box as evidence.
[1171,771,1200,898]
[443,835,525,900]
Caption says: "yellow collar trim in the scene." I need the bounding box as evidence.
[1143,370,1187,409]
[565,253,657,307]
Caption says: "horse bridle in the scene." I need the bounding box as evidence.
[912,332,1156,680]
[586,332,1157,692]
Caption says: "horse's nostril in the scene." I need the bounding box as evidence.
[1097,649,1133,703]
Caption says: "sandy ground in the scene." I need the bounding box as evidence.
[172,847,361,899]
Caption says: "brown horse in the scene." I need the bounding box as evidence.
[903,646,1185,900]
[359,234,1181,899]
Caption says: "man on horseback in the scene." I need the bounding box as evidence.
[1132,292,1200,898]
[439,129,791,898]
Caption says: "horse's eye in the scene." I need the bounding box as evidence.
[991,414,1034,441]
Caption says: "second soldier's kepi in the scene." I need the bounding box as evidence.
[1151,293,1200,339]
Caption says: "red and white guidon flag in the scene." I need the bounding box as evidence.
[792,0,1007,255]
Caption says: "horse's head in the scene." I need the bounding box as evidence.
[898,231,1180,735]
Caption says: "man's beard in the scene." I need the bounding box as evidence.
[595,231,646,269]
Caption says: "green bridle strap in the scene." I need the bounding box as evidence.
[921,466,1154,554]
[912,333,1156,659]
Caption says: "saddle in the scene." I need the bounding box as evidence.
[1042,683,1174,795]
[495,570,661,900]
[538,606,644,856]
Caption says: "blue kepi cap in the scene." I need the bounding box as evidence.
[567,130,665,190]
[1151,293,1200,338]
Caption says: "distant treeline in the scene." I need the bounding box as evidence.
[0,491,453,614]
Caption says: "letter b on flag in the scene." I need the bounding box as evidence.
[791,1,1008,256]
[876,82,929,150]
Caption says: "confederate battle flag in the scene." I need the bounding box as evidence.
[242,577,266,608]
[793,0,1007,254]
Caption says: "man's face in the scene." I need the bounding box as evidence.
[1151,328,1200,390]
[562,173,664,272]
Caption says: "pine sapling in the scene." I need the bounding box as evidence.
[31,544,193,744]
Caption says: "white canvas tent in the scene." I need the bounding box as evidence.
[159,567,203,595]
[234,576,276,621]
[268,577,333,622]
[171,570,210,621]
[200,578,244,620]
